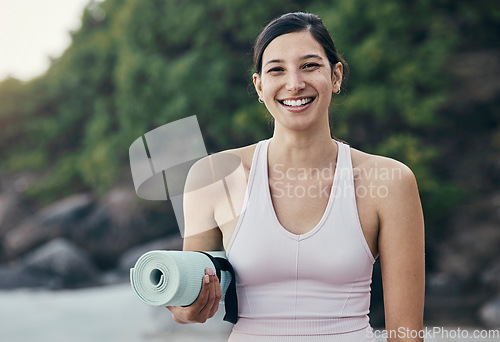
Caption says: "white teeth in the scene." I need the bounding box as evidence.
[282,98,312,107]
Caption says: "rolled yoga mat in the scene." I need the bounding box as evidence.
[130,250,238,323]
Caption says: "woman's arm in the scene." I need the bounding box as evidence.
[377,159,425,341]
[166,155,224,323]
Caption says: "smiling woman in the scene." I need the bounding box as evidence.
[167,12,425,342]
[253,30,341,133]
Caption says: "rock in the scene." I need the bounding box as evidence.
[479,294,500,328]
[0,193,18,237]
[482,257,500,290]
[454,224,500,259]
[71,187,178,269]
[70,188,144,269]
[0,238,99,290]
[3,186,179,271]
[427,272,464,297]
[437,224,500,284]
[22,238,99,289]
[100,187,140,228]
[3,220,61,260]
[117,235,183,273]
[493,192,500,221]
[0,191,31,241]
[2,193,94,260]
[428,194,500,323]
[424,272,487,322]
[38,193,94,225]
[0,264,53,289]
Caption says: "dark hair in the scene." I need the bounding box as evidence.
[253,12,348,77]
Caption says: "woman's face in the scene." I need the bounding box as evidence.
[253,30,342,132]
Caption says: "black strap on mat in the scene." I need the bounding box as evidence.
[197,251,238,324]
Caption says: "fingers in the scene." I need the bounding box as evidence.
[164,267,221,324]
[187,271,212,322]
[208,272,222,317]
[207,270,218,317]
[197,268,220,320]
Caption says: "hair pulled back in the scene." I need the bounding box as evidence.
[253,12,347,77]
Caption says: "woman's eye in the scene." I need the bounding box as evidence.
[267,67,284,73]
[303,63,320,70]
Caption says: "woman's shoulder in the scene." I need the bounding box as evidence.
[349,146,417,187]
[185,142,259,186]
[221,142,259,171]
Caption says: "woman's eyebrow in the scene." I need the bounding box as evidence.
[264,54,324,67]
[263,59,284,67]
[302,54,323,61]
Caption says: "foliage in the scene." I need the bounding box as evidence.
[0,0,496,226]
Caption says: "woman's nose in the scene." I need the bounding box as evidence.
[285,71,305,93]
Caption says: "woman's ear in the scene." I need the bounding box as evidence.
[331,62,343,94]
[253,73,262,99]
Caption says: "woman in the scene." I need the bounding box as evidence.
[167,12,425,342]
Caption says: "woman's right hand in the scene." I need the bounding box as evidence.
[166,267,222,324]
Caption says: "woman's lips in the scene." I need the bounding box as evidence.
[278,97,316,112]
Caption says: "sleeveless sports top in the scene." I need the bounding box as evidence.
[226,138,376,337]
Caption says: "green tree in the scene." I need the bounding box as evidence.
[0,0,496,225]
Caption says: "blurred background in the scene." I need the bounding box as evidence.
[0,0,499,341]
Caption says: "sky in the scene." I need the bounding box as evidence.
[0,0,95,82]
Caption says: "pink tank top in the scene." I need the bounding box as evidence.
[226,138,376,337]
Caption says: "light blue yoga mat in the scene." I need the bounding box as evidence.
[130,250,232,307]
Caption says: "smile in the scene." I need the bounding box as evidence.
[278,97,315,108]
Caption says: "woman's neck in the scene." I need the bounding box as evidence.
[269,125,337,170]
